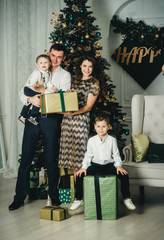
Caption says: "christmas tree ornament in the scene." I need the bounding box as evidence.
[85,34,90,39]
[77,22,82,27]
[84,46,91,51]
[70,48,75,53]
[125,130,129,135]
[155,34,159,38]
[91,31,96,36]
[72,4,79,12]
[96,32,101,36]
[62,23,67,28]
[141,34,144,39]
[77,46,83,51]
[96,50,101,57]
[121,36,125,41]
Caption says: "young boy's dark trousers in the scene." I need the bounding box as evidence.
[75,162,130,200]
[20,87,40,118]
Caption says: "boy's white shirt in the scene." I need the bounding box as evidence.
[27,68,53,91]
[82,134,122,169]
[19,66,71,106]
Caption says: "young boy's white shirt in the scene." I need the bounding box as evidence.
[82,134,122,169]
[27,68,53,91]
[19,66,71,106]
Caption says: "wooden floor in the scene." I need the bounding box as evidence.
[0,173,164,240]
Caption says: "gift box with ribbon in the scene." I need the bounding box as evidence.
[40,206,69,221]
[59,175,75,203]
[40,91,78,114]
[84,175,117,220]
[30,170,39,188]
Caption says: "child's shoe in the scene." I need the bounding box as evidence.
[27,116,39,126]
[18,115,25,124]
[123,198,136,210]
[69,200,83,211]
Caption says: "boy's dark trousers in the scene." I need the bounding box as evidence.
[20,87,40,118]
[75,162,130,200]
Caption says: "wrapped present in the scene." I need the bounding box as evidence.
[40,91,78,114]
[59,167,73,176]
[59,175,75,203]
[28,187,48,200]
[84,175,117,220]
[40,206,69,221]
[30,170,39,188]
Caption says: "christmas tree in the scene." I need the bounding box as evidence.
[49,0,129,155]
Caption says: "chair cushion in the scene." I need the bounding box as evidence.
[148,142,164,163]
[131,133,149,163]
[123,161,164,179]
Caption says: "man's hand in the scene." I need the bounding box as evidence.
[116,166,128,176]
[27,94,41,107]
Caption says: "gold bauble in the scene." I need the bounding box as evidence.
[77,46,83,51]
[121,36,125,41]
[77,22,82,27]
[155,34,159,38]
[141,34,144,39]
[70,48,74,54]
[122,117,126,121]
[85,34,90,39]
[104,102,107,106]
[62,23,67,28]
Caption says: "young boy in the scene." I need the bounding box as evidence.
[70,115,136,211]
[18,54,57,125]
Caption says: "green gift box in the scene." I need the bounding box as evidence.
[59,189,72,203]
[84,175,117,220]
[30,170,39,188]
[59,175,75,203]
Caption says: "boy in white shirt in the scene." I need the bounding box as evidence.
[18,54,57,125]
[70,115,136,211]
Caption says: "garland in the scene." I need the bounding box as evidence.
[111,15,164,50]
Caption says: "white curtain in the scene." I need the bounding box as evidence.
[0,0,66,178]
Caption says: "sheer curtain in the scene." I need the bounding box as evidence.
[0,0,65,178]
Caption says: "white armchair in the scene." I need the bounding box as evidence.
[123,94,164,199]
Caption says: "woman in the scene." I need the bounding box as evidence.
[58,55,101,176]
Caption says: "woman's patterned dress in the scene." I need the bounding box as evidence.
[58,77,100,170]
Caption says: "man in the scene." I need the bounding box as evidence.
[9,44,71,210]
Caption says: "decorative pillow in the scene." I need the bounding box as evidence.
[148,142,164,163]
[131,133,149,163]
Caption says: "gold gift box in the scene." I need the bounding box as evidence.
[40,91,78,114]
[40,206,69,221]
